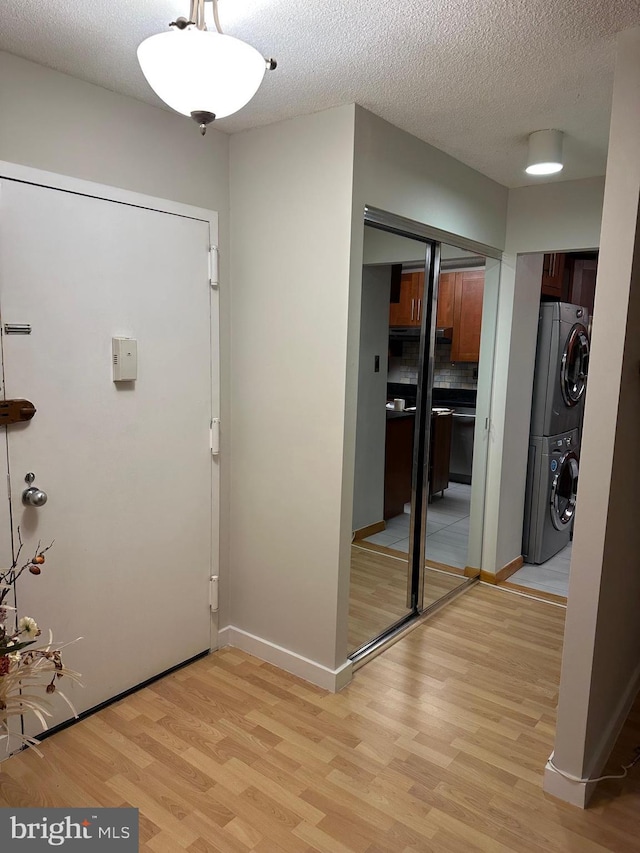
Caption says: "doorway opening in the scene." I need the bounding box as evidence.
[348,208,501,660]
[505,250,597,602]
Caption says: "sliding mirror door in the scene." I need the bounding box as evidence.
[348,224,434,654]
[348,213,501,659]
[417,244,498,606]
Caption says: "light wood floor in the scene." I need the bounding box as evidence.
[348,544,467,652]
[1,585,639,852]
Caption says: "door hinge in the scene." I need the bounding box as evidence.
[210,576,219,612]
[210,418,220,456]
[209,245,219,288]
[3,323,32,335]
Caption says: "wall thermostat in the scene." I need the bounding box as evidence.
[112,337,138,382]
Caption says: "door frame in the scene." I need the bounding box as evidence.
[0,160,221,652]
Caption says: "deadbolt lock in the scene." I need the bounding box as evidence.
[0,399,37,426]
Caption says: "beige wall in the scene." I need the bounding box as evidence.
[545,26,640,807]
[0,50,232,631]
[352,265,391,532]
[227,105,356,680]
[353,108,508,249]
[482,252,543,572]
[0,52,229,212]
[506,177,605,254]
[363,227,479,266]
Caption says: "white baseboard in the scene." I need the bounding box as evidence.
[543,761,596,808]
[543,658,640,807]
[217,626,353,693]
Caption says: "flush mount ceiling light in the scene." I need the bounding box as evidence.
[525,129,564,176]
[137,0,276,135]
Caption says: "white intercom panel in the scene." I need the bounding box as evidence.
[112,337,138,382]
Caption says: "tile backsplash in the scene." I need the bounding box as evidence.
[388,341,478,389]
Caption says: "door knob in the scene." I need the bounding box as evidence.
[22,486,48,507]
[22,474,47,507]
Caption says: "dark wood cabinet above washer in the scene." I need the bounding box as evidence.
[541,253,566,298]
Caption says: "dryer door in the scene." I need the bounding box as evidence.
[550,450,579,529]
[561,324,589,406]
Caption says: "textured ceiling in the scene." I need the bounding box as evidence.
[1,0,639,187]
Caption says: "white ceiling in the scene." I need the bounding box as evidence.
[2,0,639,187]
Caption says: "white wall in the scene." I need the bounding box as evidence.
[363,227,477,267]
[352,265,391,532]
[353,108,508,250]
[0,50,232,630]
[482,253,543,573]
[545,27,640,807]
[506,177,606,254]
[0,52,228,213]
[469,257,500,569]
[226,105,356,686]
[363,229,426,266]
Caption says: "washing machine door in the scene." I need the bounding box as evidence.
[561,323,589,406]
[550,450,579,529]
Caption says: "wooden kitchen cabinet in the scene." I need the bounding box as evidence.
[451,270,484,362]
[389,272,423,327]
[429,411,453,499]
[436,272,455,328]
[384,414,415,519]
[568,258,597,315]
[388,268,485,361]
[538,252,598,312]
[384,410,454,516]
[541,253,566,298]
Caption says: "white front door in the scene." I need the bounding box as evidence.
[0,176,218,738]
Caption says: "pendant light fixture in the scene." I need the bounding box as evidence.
[525,129,564,175]
[138,0,276,135]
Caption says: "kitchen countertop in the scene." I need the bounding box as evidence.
[386,407,454,420]
[387,384,477,410]
[386,409,416,420]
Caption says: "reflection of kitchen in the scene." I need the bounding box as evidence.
[356,263,484,571]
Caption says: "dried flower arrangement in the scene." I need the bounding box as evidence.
[0,530,81,753]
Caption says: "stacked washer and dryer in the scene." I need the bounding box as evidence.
[522,302,590,564]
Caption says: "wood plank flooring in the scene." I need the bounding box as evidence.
[349,544,467,652]
[1,584,639,852]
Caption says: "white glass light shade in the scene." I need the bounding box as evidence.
[137,29,266,120]
[525,129,564,175]
[526,162,563,175]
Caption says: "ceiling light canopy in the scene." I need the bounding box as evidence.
[525,129,564,176]
[137,0,276,135]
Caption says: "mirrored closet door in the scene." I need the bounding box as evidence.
[348,211,500,660]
